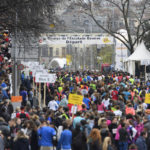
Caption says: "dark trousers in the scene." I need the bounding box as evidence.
[118,141,128,150]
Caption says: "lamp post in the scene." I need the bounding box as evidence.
[121,43,123,71]
[13,12,18,96]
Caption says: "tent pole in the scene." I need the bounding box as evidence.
[145,65,146,83]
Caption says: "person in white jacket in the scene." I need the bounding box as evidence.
[48,99,58,111]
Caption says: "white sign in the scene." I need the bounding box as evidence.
[31,65,44,70]
[35,74,57,83]
[21,61,39,69]
[115,42,129,71]
[33,69,48,77]
[40,34,114,45]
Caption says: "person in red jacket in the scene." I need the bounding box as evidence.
[111,88,118,100]
[16,106,30,120]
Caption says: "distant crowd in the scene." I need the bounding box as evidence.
[14,71,150,150]
[0,33,150,150]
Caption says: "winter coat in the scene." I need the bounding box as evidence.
[0,136,4,150]
[72,130,87,150]
[88,139,102,150]
[135,136,147,150]
[13,137,29,150]
[0,121,10,136]
[30,130,39,150]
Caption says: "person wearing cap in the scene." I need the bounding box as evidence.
[38,119,56,150]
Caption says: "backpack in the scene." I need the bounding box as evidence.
[19,112,27,124]
[127,126,135,144]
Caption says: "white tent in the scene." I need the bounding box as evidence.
[125,42,150,75]
[49,58,66,69]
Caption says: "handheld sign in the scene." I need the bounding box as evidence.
[35,74,56,83]
[68,94,83,105]
[145,93,150,104]
[11,96,22,102]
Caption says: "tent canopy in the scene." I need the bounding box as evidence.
[49,58,66,68]
[126,42,150,61]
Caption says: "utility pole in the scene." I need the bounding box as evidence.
[13,12,18,96]
[90,23,93,71]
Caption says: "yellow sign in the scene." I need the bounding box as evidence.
[102,37,111,44]
[66,55,72,66]
[49,24,55,28]
[68,94,83,105]
[145,94,150,104]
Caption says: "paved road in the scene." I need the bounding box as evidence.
[12,102,21,110]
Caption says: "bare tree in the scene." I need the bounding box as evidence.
[76,0,150,53]
[143,22,150,50]
[0,0,57,34]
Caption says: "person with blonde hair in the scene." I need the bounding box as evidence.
[87,128,102,150]
[102,137,114,150]
[13,130,29,150]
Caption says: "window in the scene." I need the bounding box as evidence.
[66,45,70,54]
[119,21,124,27]
[84,20,89,25]
[60,20,65,25]
[75,47,77,54]
[56,48,59,56]
[49,47,53,57]
[97,20,101,25]
[42,46,48,57]
[62,47,66,56]
[114,21,118,28]
[72,20,77,25]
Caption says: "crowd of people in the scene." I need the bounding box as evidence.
[2,70,148,150]
[1,47,150,150]
[0,28,14,149]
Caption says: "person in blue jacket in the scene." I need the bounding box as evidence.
[83,95,91,110]
[38,119,56,150]
[57,121,72,150]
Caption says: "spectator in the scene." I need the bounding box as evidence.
[73,111,84,128]
[20,87,28,106]
[37,119,56,150]
[16,106,30,121]
[48,97,59,111]
[13,130,29,150]
[87,128,102,150]
[135,131,147,150]
[102,137,114,150]
[57,121,72,150]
